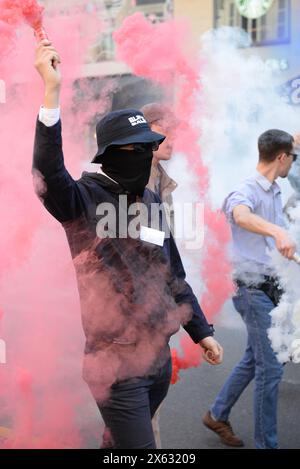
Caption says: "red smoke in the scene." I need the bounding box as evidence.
[171,336,203,384]
[0,5,234,448]
[0,0,45,57]
[0,3,192,448]
[0,0,44,27]
[0,2,107,448]
[21,0,44,28]
[114,13,233,383]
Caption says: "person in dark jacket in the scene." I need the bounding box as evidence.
[33,40,223,449]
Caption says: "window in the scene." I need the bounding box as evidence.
[136,0,164,4]
[89,0,172,62]
[229,2,235,26]
[214,0,291,46]
[145,11,165,23]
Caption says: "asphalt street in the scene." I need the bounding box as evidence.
[79,305,300,450]
[160,324,300,450]
[1,305,299,450]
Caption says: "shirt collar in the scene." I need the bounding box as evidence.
[156,163,178,195]
[147,163,177,195]
[255,171,281,194]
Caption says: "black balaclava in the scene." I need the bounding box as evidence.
[100,146,154,197]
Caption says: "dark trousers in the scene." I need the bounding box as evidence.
[97,354,172,449]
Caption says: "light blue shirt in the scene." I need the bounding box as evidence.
[223,171,286,281]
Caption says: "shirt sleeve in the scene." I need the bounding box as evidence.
[38,106,60,127]
[222,187,257,224]
[32,117,84,223]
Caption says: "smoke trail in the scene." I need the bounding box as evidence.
[199,27,299,205]
[197,27,300,364]
[0,2,111,448]
[268,137,300,364]
[0,3,201,446]
[0,0,45,57]
[268,202,300,364]
[114,13,233,379]
[171,335,202,384]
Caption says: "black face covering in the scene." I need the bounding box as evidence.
[101,146,154,197]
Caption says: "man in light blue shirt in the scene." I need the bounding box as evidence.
[203,129,298,449]
[223,171,287,282]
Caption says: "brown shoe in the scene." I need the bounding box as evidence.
[202,411,244,447]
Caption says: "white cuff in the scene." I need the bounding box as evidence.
[38,106,60,127]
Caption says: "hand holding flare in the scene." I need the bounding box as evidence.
[293,253,300,265]
[200,336,223,365]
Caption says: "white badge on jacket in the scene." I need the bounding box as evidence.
[140,226,165,246]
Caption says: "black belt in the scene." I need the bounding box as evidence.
[235,275,275,288]
[235,276,283,306]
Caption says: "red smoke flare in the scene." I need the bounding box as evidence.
[171,336,202,384]
[0,0,44,28]
[21,0,44,28]
[0,0,47,52]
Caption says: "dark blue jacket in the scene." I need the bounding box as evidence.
[33,119,213,357]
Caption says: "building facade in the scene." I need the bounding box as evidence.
[174,0,300,87]
[40,1,300,112]
[40,1,299,79]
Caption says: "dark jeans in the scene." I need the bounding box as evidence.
[96,354,172,449]
[211,287,283,449]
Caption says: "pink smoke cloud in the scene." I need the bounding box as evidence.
[114,13,233,377]
[1,3,196,449]
[0,1,109,449]
[0,4,233,448]
[0,0,45,58]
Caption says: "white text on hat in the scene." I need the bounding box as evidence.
[128,115,147,126]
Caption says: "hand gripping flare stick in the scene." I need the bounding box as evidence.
[293,253,300,265]
[33,23,56,68]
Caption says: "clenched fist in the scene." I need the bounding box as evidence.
[273,226,296,260]
[35,40,61,109]
[199,336,224,365]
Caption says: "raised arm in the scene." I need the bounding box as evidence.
[33,40,83,223]
[35,40,61,109]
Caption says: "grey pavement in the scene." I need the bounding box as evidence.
[1,303,299,450]
[0,300,288,450]
[80,308,300,450]
[160,324,300,450]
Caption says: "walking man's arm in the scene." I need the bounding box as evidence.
[233,205,296,260]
